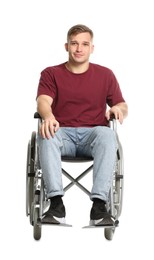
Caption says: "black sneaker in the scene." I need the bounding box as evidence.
[49,196,66,218]
[90,198,114,226]
[42,196,66,224]
[90,198,107,220]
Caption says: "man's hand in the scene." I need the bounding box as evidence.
[40,118,60,139]
[106,106,124,124]
[106,102,128,124]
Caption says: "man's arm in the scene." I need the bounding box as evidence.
[105,102,128,124]
[37,95,59,139]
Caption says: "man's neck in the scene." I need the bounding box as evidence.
[65,61,89,74]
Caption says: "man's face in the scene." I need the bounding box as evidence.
[65,32,94,64]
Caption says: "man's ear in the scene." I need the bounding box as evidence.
[64,43,68,52]
[91,44,94,54]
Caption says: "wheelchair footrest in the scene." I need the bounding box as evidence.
[83,219,119,229]
[83,224,115,229]
[42,222,72,227]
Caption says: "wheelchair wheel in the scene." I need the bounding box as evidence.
[33,207,41,240]
[26,131,37,220]
[114,140,124,219]
[104,227,115,240]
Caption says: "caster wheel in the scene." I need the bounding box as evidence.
[33,207,41,240]
[104,227,115,240]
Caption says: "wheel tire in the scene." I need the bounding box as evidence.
[104,227,115,241]
[26,142,31,216]
[26,132,36,220]
[33,207,41,240]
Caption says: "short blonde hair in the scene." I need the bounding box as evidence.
[67,24,94,42]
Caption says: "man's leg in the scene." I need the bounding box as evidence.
[77,126,118,224]
[90,126,118,202]
[37,127,76,222]
[37,128,76,198]
[90,126,118,224]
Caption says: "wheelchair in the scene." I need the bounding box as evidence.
[26,113,124,241]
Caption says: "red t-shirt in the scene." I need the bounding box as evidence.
[37,62,125,127]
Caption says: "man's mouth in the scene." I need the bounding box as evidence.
[74,54,83,58]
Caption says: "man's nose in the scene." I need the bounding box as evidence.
[76,44,82,51]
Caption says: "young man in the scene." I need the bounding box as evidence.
[36,24,128,225]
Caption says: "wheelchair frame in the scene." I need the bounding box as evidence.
[26,113,124,240]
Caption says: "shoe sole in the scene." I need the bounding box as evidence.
[90,219,103,226]
[54,216,66,224]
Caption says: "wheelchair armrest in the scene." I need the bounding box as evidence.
[34,112,117,131]
[34,112,41,119]
[109,114,116,121]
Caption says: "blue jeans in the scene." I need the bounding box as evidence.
[37,126,118,202]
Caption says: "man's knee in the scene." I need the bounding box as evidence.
[91,126,118,152]
[95,126,116,141]
[37,129,62,149]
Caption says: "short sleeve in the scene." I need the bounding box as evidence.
[106,71,125,107]
[37,67,57,99]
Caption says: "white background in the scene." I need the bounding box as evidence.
[0,0,154,259]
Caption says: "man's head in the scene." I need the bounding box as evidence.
[65,24,94,66]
